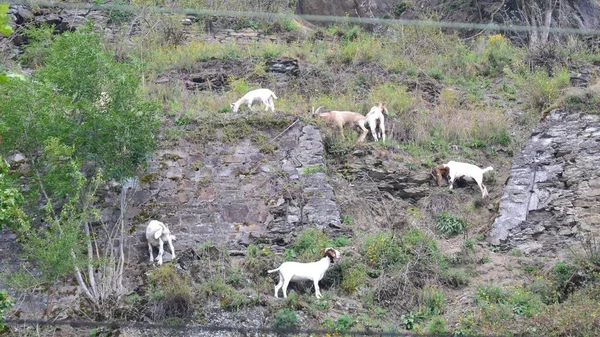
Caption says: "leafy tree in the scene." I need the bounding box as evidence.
[0,22,159,316]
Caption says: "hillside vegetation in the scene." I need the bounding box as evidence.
[1,2,600,336]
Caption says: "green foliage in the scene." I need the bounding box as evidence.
[478,34,520,77]
[0,2,12,83]
[422,285,446,316]
[335,314,355,332]
[367,83,413,117]
[2,24,159,180]
[361,232,405,270]
[302,164,326,175]
[0,157,29,232]
[441,267,470,288]
[425,315,448,335]
[287,228,329,262]
[340,262,367,294]
[507,67,570,110]
[21,140,102,285]
[330,235,350,247]
[435,211,466,236]
[273,308,297,329]
[0,290,12,332]
[401,311,426,330]
[0,2,11,36]
[475,284,544,318]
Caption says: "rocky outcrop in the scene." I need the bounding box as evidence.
[488,109,600,257]
[119,118,341,265]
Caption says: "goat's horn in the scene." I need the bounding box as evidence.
[314,106,324,114]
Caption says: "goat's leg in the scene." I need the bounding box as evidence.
[156,238,164,265]
[369,122,378,142]
[380,119,386,142]
[313,279,321,299]
[357,121,369,143]
[274,275,283,298]
[148,242,154,263]
[282,278,291,298]
[167,237,176,260]
[268,97,275,112]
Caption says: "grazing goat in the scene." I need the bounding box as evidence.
[312,106,369,142]
[267,248,340,299]
[145,220,176,265]
[365,103,387,142]
[432,161,494,198]
[230,88,278,113]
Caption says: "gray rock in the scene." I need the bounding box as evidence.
[489,109,600,256]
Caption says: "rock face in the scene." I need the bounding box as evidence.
[488,109,600,256]
[121,118,341,265]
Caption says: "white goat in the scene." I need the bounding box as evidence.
[145,220,176,265]
[432,160,494,198]
[267,248,340,299]
[365,103,387,142]
[230,88,278,113]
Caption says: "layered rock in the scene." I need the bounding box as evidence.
[489,109,600,257]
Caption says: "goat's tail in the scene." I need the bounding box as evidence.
[482,166,494,175]
[267,268,279,274]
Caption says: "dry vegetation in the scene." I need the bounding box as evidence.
[4,2,600,335]
[112,10,600,335]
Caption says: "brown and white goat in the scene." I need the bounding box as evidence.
[432,160,494,198]
[312,106,369,142]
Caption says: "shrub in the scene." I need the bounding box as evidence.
[425,315,448,335]
[401,311,426,330]
[341,262,367,295]
[273,309,297,329]
[507,67,570,110]
[336,314,355,332]
[435,211,466,236]
[148,264,193,320]
[422,285,445,316]
[0,290,12,332]
[479,34,520,77]
[441,267,470,288]
[368,83,414,117]
[361,232,405,270]
[288,228,329,262]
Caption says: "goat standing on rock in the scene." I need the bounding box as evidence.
[146,220,177,265]
[268,248,340,299]
[230,88,277,113]
[432,161,494,198]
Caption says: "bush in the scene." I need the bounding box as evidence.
[425,315,448,335]
[0,290,12,332]
[273,309,297,329]
[435,211,466,236]
[341,262,367,294]
[360,232,405,270]
[422,285,445,316]
[287,228,330,262]
[148,264,193,320]
[508,67,570,110]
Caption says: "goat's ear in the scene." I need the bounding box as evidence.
[154,229,163,240]
[170,235,177,241]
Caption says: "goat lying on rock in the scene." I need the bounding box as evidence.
[432,160,494,198]
[268,248,340,299]
[146,220,176,265]
[312,106,369,142]
[230,88,278,113]
[365,103,387,142]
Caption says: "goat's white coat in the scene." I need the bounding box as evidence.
[365,104,386,142]
[438,161,494,198]
[145,220,176,265]
[267,248,340,299]
[230,88,278,113]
